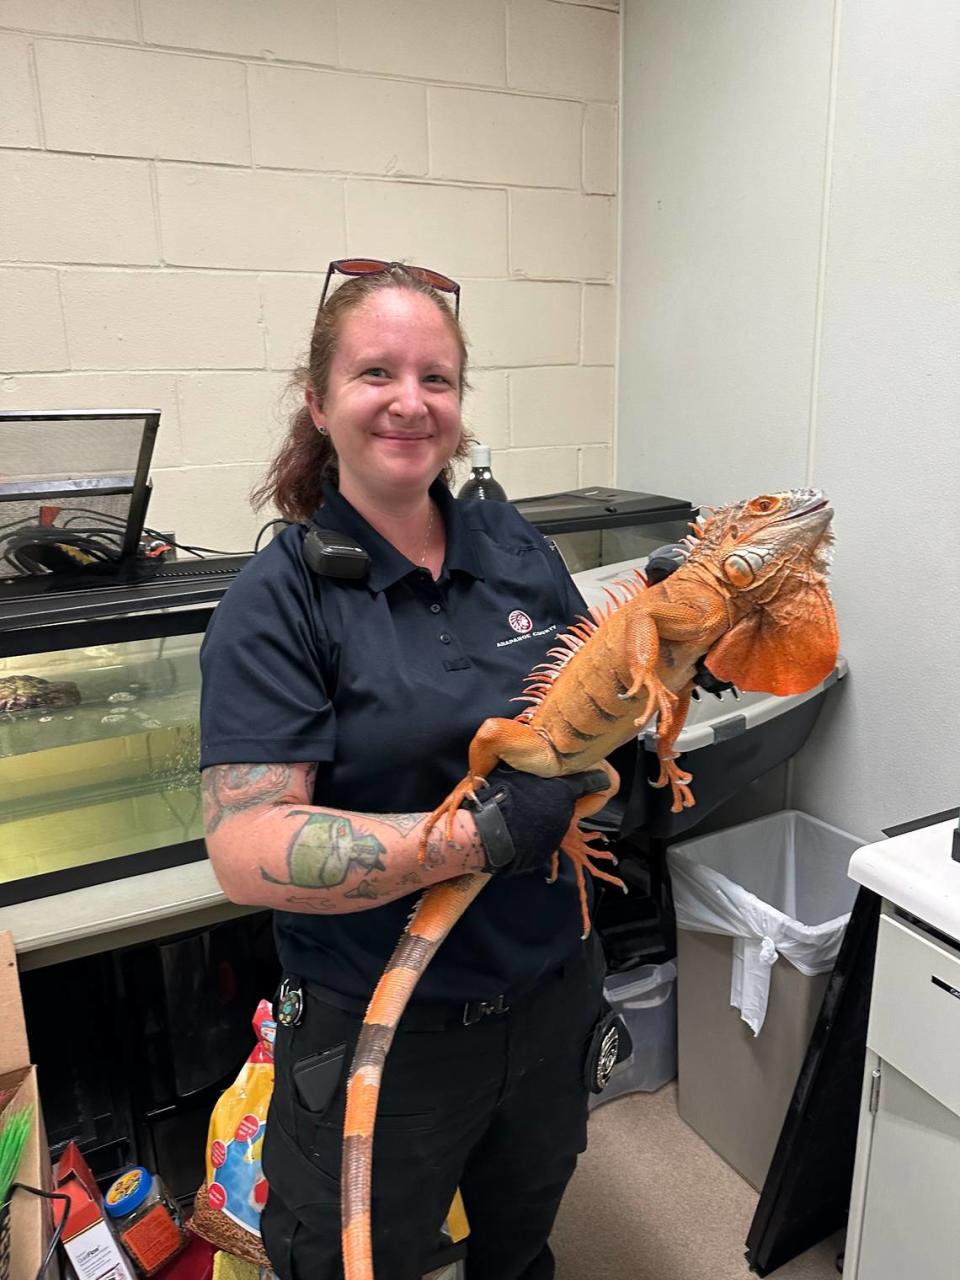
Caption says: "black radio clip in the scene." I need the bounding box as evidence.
[302,526,371,581]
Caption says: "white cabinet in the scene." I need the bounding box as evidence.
[846,822,960,1279]
[850,1052,960,1277]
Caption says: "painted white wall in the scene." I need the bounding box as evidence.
[619,0,960,839]
[0,0,620,549]
[618,0,834,500]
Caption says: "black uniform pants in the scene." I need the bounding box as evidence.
[261,936,606,1280]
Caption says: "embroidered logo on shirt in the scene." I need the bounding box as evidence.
[508,610,533,634]
[495,620,557,649]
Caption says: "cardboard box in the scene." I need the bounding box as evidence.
[53,1144,134,1280]
[0,930,56,1280]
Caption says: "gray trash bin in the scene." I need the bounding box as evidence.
[667,810,862,1189]
[590,959,678,1110]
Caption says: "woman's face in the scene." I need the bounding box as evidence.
[307,288,463,508]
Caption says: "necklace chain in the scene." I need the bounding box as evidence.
[419,502,435,566]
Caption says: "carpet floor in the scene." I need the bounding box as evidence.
[551,1083,844,1279]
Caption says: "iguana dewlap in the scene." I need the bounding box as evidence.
[341,489,839,1279]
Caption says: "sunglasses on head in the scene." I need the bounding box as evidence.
[319,258,461,317]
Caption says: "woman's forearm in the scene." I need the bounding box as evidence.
[202,763,485,913]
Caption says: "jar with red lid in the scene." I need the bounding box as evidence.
[104,1167,188,1277]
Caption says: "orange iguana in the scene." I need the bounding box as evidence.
[340,489,839,1279]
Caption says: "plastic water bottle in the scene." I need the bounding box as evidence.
[458,444,507,502]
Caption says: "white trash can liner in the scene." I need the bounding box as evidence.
[667,810,862,1036]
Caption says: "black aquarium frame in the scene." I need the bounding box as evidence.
[0,558,250,657]
[0,840,211,909]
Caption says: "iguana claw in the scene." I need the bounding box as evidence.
[419,773,488,863]
[649,757,695,812]
[559,819,627,937]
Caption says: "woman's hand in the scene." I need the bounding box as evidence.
[465,765,611,876]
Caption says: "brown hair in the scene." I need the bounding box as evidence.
[252,266,472,521]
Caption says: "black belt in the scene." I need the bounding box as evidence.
[291,963,568,1031]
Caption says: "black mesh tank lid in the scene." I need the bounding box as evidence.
[0,409,159,572]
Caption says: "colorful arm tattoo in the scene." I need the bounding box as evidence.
[202,763,317,834]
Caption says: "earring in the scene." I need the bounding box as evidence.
[317,425,328,436]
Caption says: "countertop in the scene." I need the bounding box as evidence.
[0,859,252,970]
[848,817,960,940]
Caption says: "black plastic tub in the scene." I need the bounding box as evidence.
[620,664,847,839]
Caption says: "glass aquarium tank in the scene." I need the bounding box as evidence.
[0,635,204,901]
[0,535,249,906]
[512,486,697,574]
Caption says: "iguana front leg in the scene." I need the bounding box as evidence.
[420,717,533,847]
[646,593,732,648]
[419,721,623,936]
[649,682,695,812]
[620,605,679,726]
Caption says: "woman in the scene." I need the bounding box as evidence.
[199,261,611,1280]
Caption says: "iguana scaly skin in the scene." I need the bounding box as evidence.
[341,490,839,1279]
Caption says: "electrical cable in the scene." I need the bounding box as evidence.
[254,519,291,552]
[0,1183,70,1279]
[12,526,124,546]
[0,504,288,575]
[52,506,280,558]
[52,507,251,557]
[0,528,124,575]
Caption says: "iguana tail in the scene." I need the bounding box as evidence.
[340,872,489,1280]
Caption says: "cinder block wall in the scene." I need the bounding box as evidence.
[0,0,619,549]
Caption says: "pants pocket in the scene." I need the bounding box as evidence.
[290,1043,348,1117]
[263,1108,341,1211]
[261,1117,344,1280]
[263,1073,455,1280]
[271,994,358,1156]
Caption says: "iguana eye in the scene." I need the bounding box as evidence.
[751,495,779,514]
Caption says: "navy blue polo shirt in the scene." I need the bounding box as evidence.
[199,479,590,1002]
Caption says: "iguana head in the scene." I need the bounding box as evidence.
[689,489,839,696]
[693,489,834,594]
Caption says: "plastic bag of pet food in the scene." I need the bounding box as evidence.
[190,1000,275,1266]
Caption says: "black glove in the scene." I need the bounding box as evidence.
[692,655,738,700]
[464,765,610,877]
[644,542,688,585]
[645,543,737,700]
